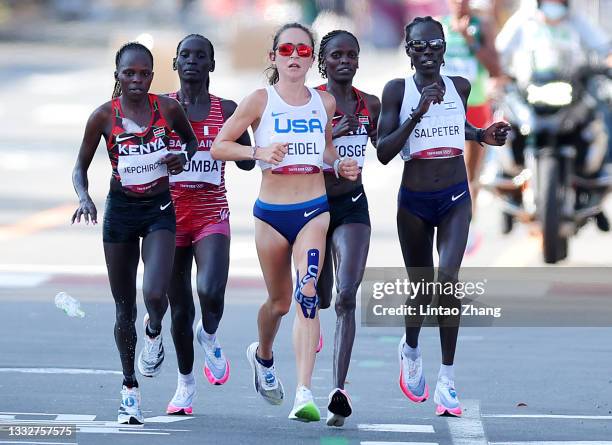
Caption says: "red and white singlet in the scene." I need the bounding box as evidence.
[316,84,372,173]
[167,93,230,246]
[107,94,171,193]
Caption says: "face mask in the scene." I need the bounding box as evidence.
[540,2,568,21]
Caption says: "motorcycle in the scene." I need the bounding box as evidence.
[482,35,612,264]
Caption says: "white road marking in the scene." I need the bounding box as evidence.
[483,415,612,420]
[54,414,96,421]
[0,368,122,376]
[358,424,435,433]
[144,416,195,424]
[489,442,612,445]
[0,441,75,445]
[447,400,487,445]
[361,442,439,445]
[0,412,192,437]
[0,264,107,274]
[0,273,48,288]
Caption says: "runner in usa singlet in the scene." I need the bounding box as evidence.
[253,85,328,174]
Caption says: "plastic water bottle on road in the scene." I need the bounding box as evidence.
[54,292,85,318]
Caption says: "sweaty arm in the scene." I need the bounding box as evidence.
[220,99,255,170]
[320,91,340,166]
[376,79,417,164]
[211,89,266,161]
[365,93,382,147]
[71,103,109,224]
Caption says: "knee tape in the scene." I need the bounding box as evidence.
[294,249,319,319]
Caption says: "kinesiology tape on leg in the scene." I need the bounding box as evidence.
[294,249,320,319]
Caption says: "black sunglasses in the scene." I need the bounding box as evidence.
[407,39,445,52]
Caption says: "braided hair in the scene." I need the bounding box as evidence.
[317,29,360,79]
[404,16,445,47]
[265,22,315,85]
[112,42,154,99]
[175,33,215,90]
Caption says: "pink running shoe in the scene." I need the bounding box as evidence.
[316,332,323,353]
[434,376,462,417]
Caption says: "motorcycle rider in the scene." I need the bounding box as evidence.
[495,0,612,232]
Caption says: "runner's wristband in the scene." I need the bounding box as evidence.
[476,128,485,146]
[333,158,342,179]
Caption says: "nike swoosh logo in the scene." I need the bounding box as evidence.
[160,202,172,210]
[116,134,135,142]
[271,112,287,117]
[451,191,466,202]
[304,208,319,218]
[351,193,363,202]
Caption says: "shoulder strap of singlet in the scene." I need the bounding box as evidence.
[148,93,167,127]
[315,83,369,118]
[353,87,370,118]
[209,94,223,120]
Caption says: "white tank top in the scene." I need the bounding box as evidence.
[398,75,465,161]
[254,86,328,174]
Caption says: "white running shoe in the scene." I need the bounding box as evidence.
[289,385,321,422]
[246,342,284,405]
[117,385,144,425]
[326,388,352,427]
[434,375,463,417]
[196,320,230,385]
[137,313,165,377]
[166,372,196,415]
[398,334,429,403]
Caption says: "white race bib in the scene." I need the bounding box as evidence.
[117,148,169,186]
[170,150,222,185]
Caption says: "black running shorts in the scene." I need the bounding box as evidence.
[103,189,176,243]
[328,184,371,234]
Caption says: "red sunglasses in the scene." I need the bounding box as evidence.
[276,43,313,58]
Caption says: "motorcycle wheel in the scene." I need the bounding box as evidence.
[539,154,566,264]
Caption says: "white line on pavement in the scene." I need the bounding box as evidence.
[144,416,195,423]
[0,273,49,288]
[0,368,122,376]
[489,442,612,445]
[0,264,107,274]
[361,442,439,445]
[77,427,169,435]
[0,441,74,445]
[358,424,435,433]
[448,400,487,445]
[54,414,96,421]
[483,415,612,420]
